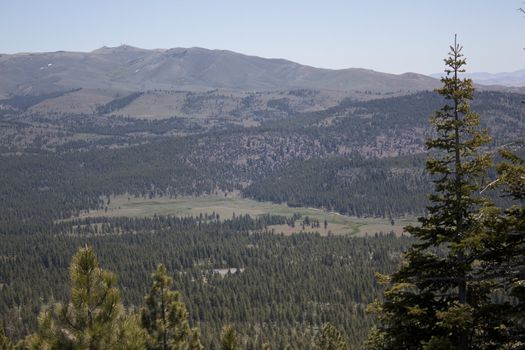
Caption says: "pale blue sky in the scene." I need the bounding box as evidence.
[2,1,523,74]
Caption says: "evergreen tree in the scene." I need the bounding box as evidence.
[220,325,239,350]
[188,328,204,350]
[0,327,15,350]
[116,314,150,350]
[314,323,350,350]
[476,150,525,347]
[366,37,493,349]
[141,264,202,350]
[497,151,525,345]
[24,246,146,349]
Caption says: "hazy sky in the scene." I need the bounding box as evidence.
[2,1,523,74]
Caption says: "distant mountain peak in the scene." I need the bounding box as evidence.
[430,69,525,87]
[92,44,146,54]
[0,46,442,94]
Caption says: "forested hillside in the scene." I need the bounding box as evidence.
[244,156,429,217]
[1,90,524,234]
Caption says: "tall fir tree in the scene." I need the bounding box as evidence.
[141,264,203,350]
[366,37,494,350]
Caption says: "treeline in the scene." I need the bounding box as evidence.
[0,214,412,349]
[3,90,524,156]
[0,89,81,111]
[261,91,524,136]
[95,92,144,115]
[0,132,512,235]
[245,155,430,217]
[0,136,238,234]
[0,133,429,235]
[30,113,204,137]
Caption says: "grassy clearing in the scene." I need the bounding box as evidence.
[78,194,415,236]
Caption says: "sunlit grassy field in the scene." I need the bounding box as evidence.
[78,194,415,236]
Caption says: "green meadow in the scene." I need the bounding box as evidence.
[79,194,415,236]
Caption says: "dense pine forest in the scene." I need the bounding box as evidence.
[0,214,412,348]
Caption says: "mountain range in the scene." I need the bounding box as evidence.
[430,69,525,87]
[0,45,441,97]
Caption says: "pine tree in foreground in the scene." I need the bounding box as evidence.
[314,323,350,350]
[141,263,203,350]
[366,37,495,350]
[0,327,15,350]
[24,246,146,349]
[220,325,239,350]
